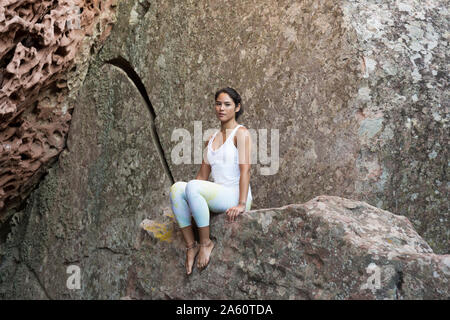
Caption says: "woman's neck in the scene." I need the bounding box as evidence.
[220,120,239,133]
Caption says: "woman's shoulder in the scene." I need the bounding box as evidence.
[236,125,250,136]
[234,125,251,146]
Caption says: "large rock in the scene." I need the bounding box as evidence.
[96,0,448,253]
[0,0,447,252]
[0,0,447,299]
[2,193,448,299]
[135,196,448,300]
[0,62,171,299]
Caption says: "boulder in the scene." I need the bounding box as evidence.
[2,178,448,299]
[1,0,448,254]
[0,0,447,299]
[136,196,449,300]
[98,0,449,253]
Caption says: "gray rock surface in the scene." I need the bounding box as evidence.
[95,0,448,252]
[0,0,448,299]
[0,63,170,299]
[2,193,448,299]
[136,196,448,300]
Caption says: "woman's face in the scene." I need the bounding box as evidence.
[215,92,240,122]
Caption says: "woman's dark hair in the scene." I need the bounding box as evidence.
[215,87,244,120]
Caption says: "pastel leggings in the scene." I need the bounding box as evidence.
[169,180,252,228]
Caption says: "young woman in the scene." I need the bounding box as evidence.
[169,87,253,275]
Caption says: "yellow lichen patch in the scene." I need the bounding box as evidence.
[140,219,173,242]
[163,211,176,221]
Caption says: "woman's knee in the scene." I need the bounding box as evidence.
[185,179,202,198]
[169,181,186,198]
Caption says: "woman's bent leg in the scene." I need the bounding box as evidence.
[171,180,250,227]
[184,179,239,269]
[184,179,240,227]
[197,226,215,269]
[170,179,246,271]
[169,181,192,228]
[180,225,199,275]
[170,181,199,274]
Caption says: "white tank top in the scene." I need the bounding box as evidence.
[207,124,252,200]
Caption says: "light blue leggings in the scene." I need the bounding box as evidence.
[169,180,252,228]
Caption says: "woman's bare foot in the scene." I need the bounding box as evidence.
[197,239,215,270]
[185,242,200,275]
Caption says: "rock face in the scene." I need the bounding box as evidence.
[0,60,171,299]
[0,0,117,223]
[135,196,448,300]
[97,0,447,252]
[341,0,448,254]
[1,195,448,299]
[0,0,448,299]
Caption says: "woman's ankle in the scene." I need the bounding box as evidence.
[199,239,212,246]
[185,241,197,250]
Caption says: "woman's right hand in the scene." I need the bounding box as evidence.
[226,204,246,222]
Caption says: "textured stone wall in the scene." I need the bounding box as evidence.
[0,61,170,299]
[341,0,448,254]
[104,0,446,252]
[0,0,448,299]
[0,0,117,223]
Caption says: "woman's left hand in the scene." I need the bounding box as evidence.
[226,204,246,222]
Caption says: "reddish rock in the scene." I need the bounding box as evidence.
[0,0,117,221]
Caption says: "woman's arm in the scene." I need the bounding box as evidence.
[227,127,252,221]
[237,127,251,205]
[195,135,212,180]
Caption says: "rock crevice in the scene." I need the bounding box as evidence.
[105,56,174,185]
